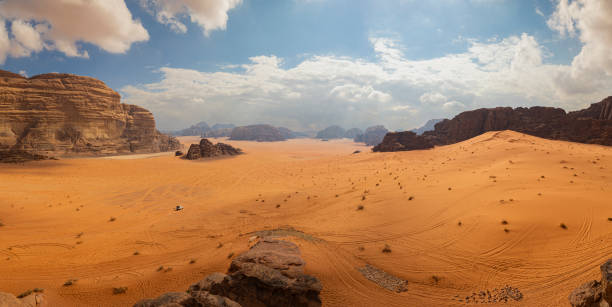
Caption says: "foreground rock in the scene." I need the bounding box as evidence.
[0,70,180,161]
[569,259,612,307]
[230,125,287,142]
[375,96,612,151]
[185,139,242,160]
[0,291,45,307]
[135,238,322,307]
[354,125,388,146]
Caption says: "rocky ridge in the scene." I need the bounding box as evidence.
[229,125,287,142]
[184,138,242,160]
[134,238,322,307]
[0,69,180,160]
[374,96,612,152]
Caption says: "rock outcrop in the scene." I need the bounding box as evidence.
[230,125,286,142]
[354,125,388,146]
[185,139,242,160]
[375,96,612,152]
[135,238,322,307]
[315,125,345,139]
[0,290,46,307]
[373,131,434,152]
[0,69,180,160]
[344,128,363,139]
[569,259,612,307]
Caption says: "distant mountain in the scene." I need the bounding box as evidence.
[173,121,210,136]
[202,127,234,138]
[230,124,287,142]
[315,125,345,139]
[354,125,388,146]
[344,128,363,139]
[411,119,445,135]
[211,123,235,130]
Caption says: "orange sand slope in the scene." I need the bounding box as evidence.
[1,131,612,306]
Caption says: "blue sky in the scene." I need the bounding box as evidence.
[1,0,611,131]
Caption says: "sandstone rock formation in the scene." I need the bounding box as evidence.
[230,125,287,142]
[354,125,388,146]
[133,291,240,307]
[569,259,612,307]
[411,118,444,135]
[373,131,434,152]
[0,69,180,160]
[344,128,363,139]
[375,96,612,152]
[173,121,210,136]
[135,238,322,307]
[0,290,46,307]
[185,139,242,160]
[315,125,345,139]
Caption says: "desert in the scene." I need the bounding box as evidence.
[1,131,612,306]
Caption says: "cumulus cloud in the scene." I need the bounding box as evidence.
[0,0,149,63]
[140,0,242,35]
[548,0,612,77]
[122,32,612,131]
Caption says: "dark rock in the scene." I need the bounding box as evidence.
[230,125,286,142]
[376,96,612,152]
[344,128,363,139]
[569,280,603,307]
[601,260,612,303]
[175,151,183,156]
[133,291,239,307]
[194,238,322,307]
[373,131,433,152]
[354,125,388,146]
[0,291,46,306]
[315,125,345,139]
[185,139,242,160]
[136,238,322,307]
[0,150,50,163]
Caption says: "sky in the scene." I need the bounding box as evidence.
[1,0,611,132]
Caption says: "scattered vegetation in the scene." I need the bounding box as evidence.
[458,221,462,226]
[608,217,612,222]
[17,288,44,298]
[382,244,392,253]
[432,275,441,284]
[157,266,164,272]
[227,252,234,259]
[560,223,568,230]
[109,217,116,222]
[63,279,77,287]
[133,251,140,256]
[357,205,364,211]
[189,259,196,264]
[217,242,223,248]
[75,232,83,238]
[408,196,414,201]
[112,287,128,295]
[504,228,510,233]
[501,220,508,225]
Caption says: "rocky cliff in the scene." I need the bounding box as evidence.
[230,124,287,142]
[0,70,179,159]
[184,138,242,159]
[374,96,612,152]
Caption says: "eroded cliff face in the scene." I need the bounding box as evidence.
[374,96,612,152]
[0,70,179,158]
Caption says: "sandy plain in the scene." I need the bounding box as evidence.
[1,131,612,306]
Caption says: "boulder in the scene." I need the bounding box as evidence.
[136,239,322,307]
[230,125,286,142]
[184,139,242,160]
[569,259,612,307]
[0,69,180,160]
[133,291,239,307]
[0,291,46,307]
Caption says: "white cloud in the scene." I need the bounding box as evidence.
[0,0,150,63]
[548,0,612,76]
[122,32,612,131]
[140,0,242,36]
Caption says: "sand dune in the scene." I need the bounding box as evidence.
[1,132,611,306]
